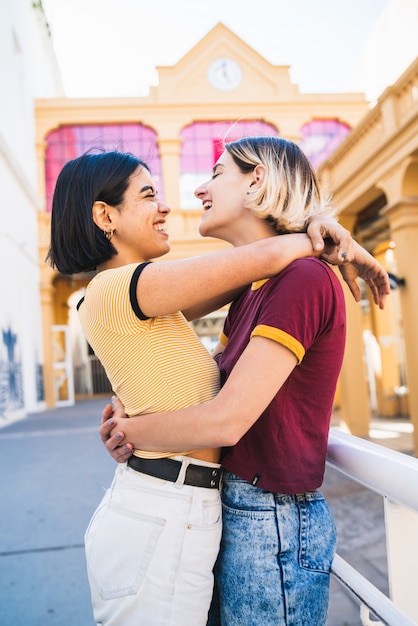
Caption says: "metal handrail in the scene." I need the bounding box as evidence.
[331,555,415,626]
[327,429,418,512]
[326,428,418,626]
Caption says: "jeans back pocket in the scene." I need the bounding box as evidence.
[85,499,165,600]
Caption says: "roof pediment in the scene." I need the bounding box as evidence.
[151,22,300,103]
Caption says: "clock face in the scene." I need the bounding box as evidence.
[207,58,242,92]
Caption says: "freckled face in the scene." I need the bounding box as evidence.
[195,151,252,244]
[112,167,171,262]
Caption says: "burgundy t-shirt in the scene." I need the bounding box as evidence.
[219,257,346,494]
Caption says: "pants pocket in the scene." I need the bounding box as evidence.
[85,498,165,600]
[201,496,222,527]
[298,494,337,573]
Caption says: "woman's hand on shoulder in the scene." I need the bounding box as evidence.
[337,242,390,310]
[307,217,390,309]
[306,215,355,262]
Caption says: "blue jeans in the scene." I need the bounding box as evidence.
[208,471,337,626]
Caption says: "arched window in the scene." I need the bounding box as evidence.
[299,119,351,169]
[45,124,162,212]
[180,120,278,209]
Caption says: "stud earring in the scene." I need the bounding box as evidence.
[104,229,114,241]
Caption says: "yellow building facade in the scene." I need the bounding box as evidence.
[35,24,418,451]
[319,56,418,451]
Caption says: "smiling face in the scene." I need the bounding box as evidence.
[195,150,275,246]
[93,166,171,267]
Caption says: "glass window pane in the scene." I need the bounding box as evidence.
[45,124,161,212]
[179,120,278,208]
[299,119,351,168]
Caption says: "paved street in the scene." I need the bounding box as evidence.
[0,399,413,625]
[0,399,115,626]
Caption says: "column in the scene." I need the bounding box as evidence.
[383,199,418,454]
[371,243,403,417]
[38,211,56,408]
[157,137,182,209]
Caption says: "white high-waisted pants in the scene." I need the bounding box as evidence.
[85,458,222,626]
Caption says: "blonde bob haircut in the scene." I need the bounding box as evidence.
[224,136,336,233]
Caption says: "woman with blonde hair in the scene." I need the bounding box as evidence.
[101,136,389,625]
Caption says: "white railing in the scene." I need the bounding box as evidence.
[327,430,418,625]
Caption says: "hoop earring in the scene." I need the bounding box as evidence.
[104,229,114,241]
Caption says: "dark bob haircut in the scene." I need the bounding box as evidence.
[46,151,149,274]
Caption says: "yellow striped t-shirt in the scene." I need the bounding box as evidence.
[78,263,220,459]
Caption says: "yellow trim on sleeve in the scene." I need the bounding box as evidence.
[251,324,305,364]
[251,279,269,290]
[219,330,228,346]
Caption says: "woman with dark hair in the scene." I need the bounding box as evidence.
[98,138,390,626]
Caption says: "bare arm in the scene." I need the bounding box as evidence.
[183,217,357,320]
[137,212,362,320]
[176,220,389,321]
[106,336,296,451]
[100,341,227,462]
[137,233,323,320]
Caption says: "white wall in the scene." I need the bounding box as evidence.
[0,0,63,422]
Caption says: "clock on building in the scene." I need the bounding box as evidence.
[207,57,242,91]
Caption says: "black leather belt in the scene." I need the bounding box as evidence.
[127,455,222,489]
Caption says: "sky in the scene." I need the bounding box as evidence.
[41,0,417,102]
